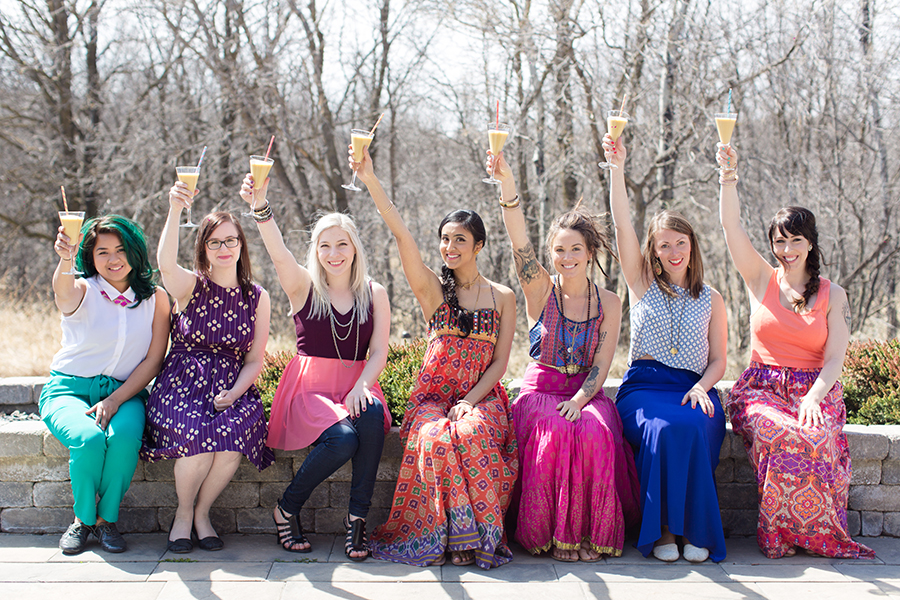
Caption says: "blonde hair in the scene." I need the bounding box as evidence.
[305,213,372,324]
[643,210,705,299]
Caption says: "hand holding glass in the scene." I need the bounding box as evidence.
[599,110,628,170]
[343,129,374,192]
[245,155,274,216]
[483,123,509,184]
[58,211,85,276]
[175,166,200,228]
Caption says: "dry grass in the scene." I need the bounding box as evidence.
[0,298,60,377]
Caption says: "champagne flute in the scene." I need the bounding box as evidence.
[715,112,738,146]
[343,129,374,192]
[483,123,510,184]
[58,211,85,276]
[599,110,629,170]
[245,155,274,216]
[175,166,200,228]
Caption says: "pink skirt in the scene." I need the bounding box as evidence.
[266,354,390,451]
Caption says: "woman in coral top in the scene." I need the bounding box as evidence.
[717,144,873,559]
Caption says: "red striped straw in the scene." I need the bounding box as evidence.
[196,146,208,169]
[264,136,275,160]
[60,186,68,212]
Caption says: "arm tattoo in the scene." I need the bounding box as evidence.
[513,244,541,284]
[842,300,852,332]
[580,366,600,397]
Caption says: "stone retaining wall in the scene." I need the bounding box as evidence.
[3,377,900,537]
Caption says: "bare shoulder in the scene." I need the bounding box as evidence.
[153,286,171,308]
[597,286,622,308]
[488,280,516,311]
[370,281,390,306]
[828,281,848,310]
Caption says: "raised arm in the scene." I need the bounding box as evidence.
[490,150,552,324]
[602,133,649,300]
[159,181,201,310]
[343,282,392,419]
[716,144,772,301]
[239,175,311,314]
[798,283,851,428]
[557,289,622,422]
[447,283,517,422]
[52,225,87,316]
[355,146,443,319]
[213,289,271,412]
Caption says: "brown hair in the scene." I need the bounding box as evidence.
[194,211,253,297]
[767,206,821,312]
[545,205,618,280]
[643,210,704,298]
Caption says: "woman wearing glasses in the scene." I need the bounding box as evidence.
[351,147,518,569]
[142,182,274,554]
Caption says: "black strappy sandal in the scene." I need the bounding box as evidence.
[273,505,312,553]
[344,516,369,562]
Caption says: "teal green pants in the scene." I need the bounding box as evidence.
[39,372,147,525]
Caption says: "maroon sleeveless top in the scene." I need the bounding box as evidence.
[293,287,374,361]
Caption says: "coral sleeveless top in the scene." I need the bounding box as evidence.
[749,271,830,369]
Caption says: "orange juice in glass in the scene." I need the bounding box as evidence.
[715,112,737,146]
[58,211,85,275]
[246,155,274,214]
[343,129,374,192]
[599,110,629,170]
[176,166,200,228]
[484,123,510,184]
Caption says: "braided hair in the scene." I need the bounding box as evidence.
[438,210,486,337]
[767,206,822,312]
[545,205,618,280]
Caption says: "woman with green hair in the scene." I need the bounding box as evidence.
[40,214,170,555]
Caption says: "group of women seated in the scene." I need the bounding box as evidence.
[40,131,874,565]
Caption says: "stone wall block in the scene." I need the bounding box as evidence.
[719,435,731,460]
[882,512,900,537]
[851,460,883,485]
[236,507,313,534]
[209,507,237,534]
[715,459,734,483]
[0,482,33,507]
[720,509,757,537]
[117,507,160,533]
[0,377,39,405]
[132,461,145,482]
[275,448,309,461]
[0,422,44,457]
[847,511,861,537]
[259,483,283,508]
[42,432,68,458]
[881,460,900,484]
[734,459,756,483]
[844,426,889,460]
[849,485,900,511]
[862,511,884,537]
[718,483,757,510]
[33,482,74,507]
[329,482,350,508]
[211,482,259,508]
[141,460,175,481]
[375,460,400,482]
[314,507,347,534]
[1,507,72,533]
[233,458,294,482]
[121,481,178,508]
[381,430,403,459]
[730,433,749,461]
[370,481,396,508]
[0,456,69,482]
[323,461,352,482]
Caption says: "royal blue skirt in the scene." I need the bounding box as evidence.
[616,360,727,562]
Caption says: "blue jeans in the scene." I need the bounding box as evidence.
[279,398,386,519]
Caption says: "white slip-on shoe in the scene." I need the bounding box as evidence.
[652,543,679,562]
[683,543,709,563]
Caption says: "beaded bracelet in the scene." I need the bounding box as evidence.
[499,194,520,209]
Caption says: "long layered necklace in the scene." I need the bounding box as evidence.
[666,285,688,356]
[557,278,591,376]
[329,300,359,369]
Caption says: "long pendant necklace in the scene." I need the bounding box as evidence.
[557,278,591,376]
[329,299,359,369]
[667,286,687,356]
[329,303,354,341]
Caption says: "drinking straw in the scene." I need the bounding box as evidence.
[618,94,627,115]
[60,186,68,212]
[264,136,275,160]
[369,113,385,136]
[727,88,732,114]
[196,145,208,169]
[496,100,500,129]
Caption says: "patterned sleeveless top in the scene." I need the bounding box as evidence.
[528,279,603,374]
[629,280,711,375]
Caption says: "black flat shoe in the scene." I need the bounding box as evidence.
[93,522,127,553]
[166,517,193,554]
[193,526,224,551]
[59,521,93,555]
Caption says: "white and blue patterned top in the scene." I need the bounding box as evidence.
[629,280,712,375]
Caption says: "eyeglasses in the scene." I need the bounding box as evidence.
[205,237,241,250]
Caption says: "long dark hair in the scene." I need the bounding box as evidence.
[545,205,618,280]
[77,214,157,305]
[194,211,254,298]
[643,210,705,299]
[767,206,822,311]
[438,210,486,337]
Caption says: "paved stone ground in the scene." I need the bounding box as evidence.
[1,532,898,599]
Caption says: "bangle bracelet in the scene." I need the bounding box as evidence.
[499,194,520,209]
[719,174,739,187]
[379,203,395,216]
[61,257,72,262]
[252,204,274,223]
[252,203,270,214]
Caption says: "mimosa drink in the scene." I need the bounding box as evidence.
[175,166,201,228]
[715,113,737,145]
[484,122,510,185]
[58,210,85,275]
[250,155,275,191]
[350,131,375,163]
[599,110,629,170]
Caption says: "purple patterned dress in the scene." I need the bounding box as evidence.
[141,277,274,470]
